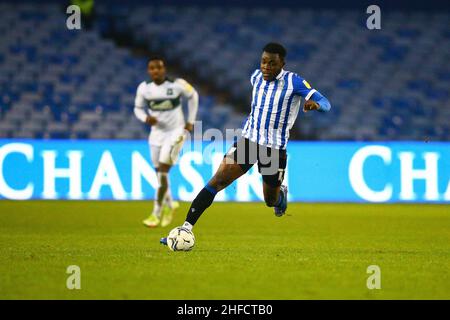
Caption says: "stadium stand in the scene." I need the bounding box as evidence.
[0,3,245,140]
[0,3,449,141]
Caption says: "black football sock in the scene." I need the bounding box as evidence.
[185,184,217,226]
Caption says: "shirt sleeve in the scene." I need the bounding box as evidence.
[176,78,195,98]
[292,74,317,99]
[176,78,199,124]
[310,91,331,112]
[292,74,331,112]
[134,82,148,123]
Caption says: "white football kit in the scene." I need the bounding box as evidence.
[134,77,199,166]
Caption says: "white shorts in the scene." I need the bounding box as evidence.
[149,128,186,167]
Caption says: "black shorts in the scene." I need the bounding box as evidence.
[224,137,287,187]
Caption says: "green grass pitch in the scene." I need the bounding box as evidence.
[0,201,449,299]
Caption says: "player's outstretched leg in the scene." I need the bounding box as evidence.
[156,163,176,227]
[184,159,245,229]
[160,158,246,245]
[160,131,186,226]
[161,196,179,227]
[143,164,171,227]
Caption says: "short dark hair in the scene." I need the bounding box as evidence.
[148,55,165,64]
[263,43,287,60]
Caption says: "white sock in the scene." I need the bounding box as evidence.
[152,201,162,218]
[154,172,168,218]
[182,221,193,231]
[165,185,173,209]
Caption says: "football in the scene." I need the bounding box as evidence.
[167,227,195,251]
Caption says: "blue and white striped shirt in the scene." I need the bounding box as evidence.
[242,69,330,149]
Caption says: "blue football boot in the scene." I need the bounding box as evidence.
[274,185,288,217]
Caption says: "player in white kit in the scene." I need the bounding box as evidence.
[134,56,199,227]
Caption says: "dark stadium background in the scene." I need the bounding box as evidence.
[1,0,449,141]
[0,0,449,301]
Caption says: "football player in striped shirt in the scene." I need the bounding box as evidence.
[134,56,199,228]
[161,42,330,244]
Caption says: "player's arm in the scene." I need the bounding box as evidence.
[293,75,331,113]
[177,78,199,132]
[304,91,331,113]
[134,82,157,125]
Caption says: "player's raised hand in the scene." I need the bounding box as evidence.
[184,122,194,132]
[145,116,158,126]
[303,100,320,112]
